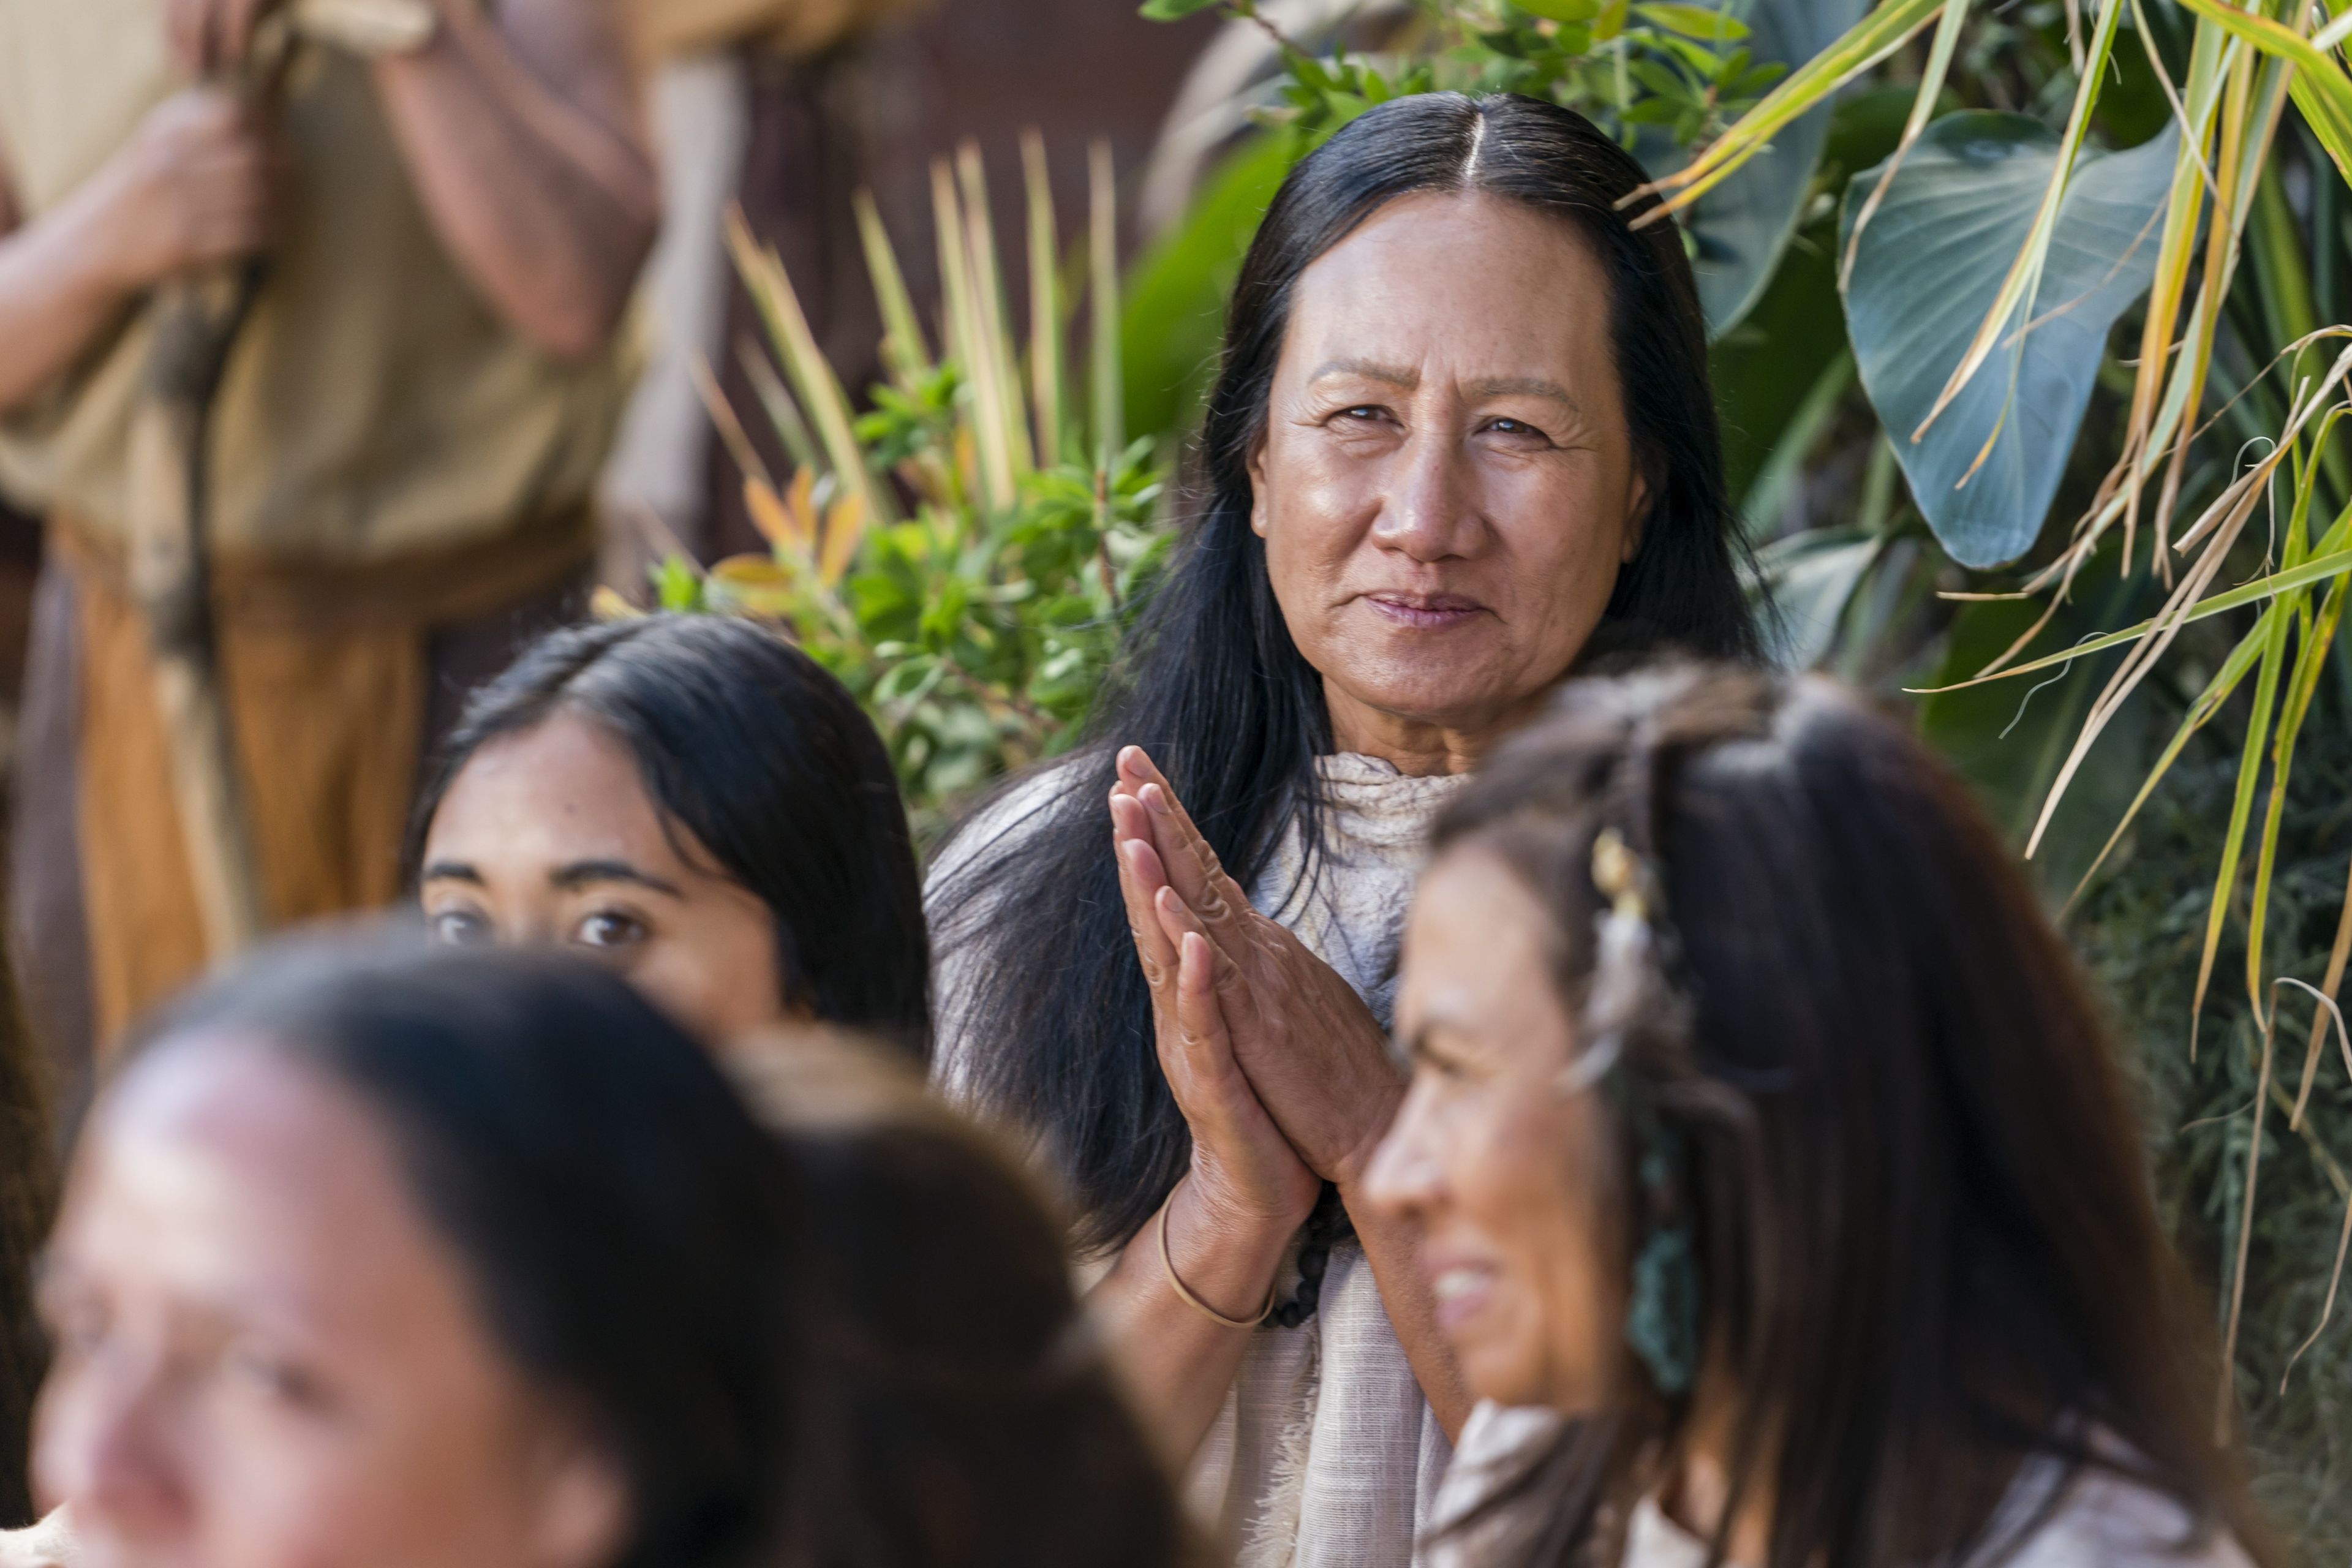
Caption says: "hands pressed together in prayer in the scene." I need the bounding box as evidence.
[1109,747,1409,1294]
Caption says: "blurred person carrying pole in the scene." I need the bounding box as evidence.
[0,0,657,1121]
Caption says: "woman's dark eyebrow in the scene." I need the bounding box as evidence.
[420,861,484,886]
[1466,375,1580,410]
[550,860,685,897]
[1310,357,1419,388]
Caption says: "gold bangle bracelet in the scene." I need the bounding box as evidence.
[1159,1205,1273,1329]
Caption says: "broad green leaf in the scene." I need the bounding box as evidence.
[1839,114,2177,568]
[1754,527,1883,671]
[1138,0,1222,18]
[1635,0,1871,334]
[1636,2,1747,40]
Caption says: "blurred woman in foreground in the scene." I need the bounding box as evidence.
[13,940,1189,1568]
[31,943,799,1568]
[1368,663,2272,1568]
[413,614,930,1062]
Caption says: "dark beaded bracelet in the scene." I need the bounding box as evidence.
[1268,1183,1353,1329]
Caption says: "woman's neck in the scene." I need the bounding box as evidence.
[1322,682,1541,777]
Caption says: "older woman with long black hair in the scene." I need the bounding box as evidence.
[930,91,1757,1565]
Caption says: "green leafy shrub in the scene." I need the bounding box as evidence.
[631,140,1170,831]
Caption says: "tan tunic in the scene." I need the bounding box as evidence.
[0,0,633,1039]
[0,0,634,565]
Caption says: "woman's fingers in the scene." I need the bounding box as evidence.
[1117,746,1256,947]
[1111,792,1180,995]
[1166,930,1252,1117]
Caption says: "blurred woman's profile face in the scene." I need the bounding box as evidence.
[418,712,786,1045]
[1250,190,1649,748]
[1365,848,1624,1409]
[34,1038,627,1568]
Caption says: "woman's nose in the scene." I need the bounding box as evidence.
[1368,429,1478,562]
[1361,1087,1445,1224]
[35,1350,195,1545]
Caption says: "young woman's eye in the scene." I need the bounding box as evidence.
[225,1340,333,1413]
[573,911,647,950]
[428,908,492,946]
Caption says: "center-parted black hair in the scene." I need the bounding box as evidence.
[410,615,932,1063]
[933,92,1759,1253]
[138,940,803,1568]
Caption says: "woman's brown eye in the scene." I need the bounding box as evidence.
[429,909,492,946]
[575,911,646,949]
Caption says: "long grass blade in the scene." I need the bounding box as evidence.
[2283,963,2352,1129]
[957,142,1036,477]
[1088,139,1125,472]
[736,338,819,475]
[2192,599,2288,1057]
[725,208,895,528]
[933,162,1015,513]
[2062,619,2266,911]
[2177,0,2352,180]
[1022,130,1065,472]
[2284,1188,2352,1389]
[1841,0,1969,289]
[690,350,776,493]
[855,190,932,387]
[1913,0,2127,442]
[2218,987,2280,1443]
[1631,0,1947,220]
[1910,545,2352,694]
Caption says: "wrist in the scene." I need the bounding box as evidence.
[48,177,149,300]
[1163,1177,1295,1313]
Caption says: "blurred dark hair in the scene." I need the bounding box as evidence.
[731,1028,1196,1568]
[142,940,803,1568]
[1429,662,2273,1568]
[0,945,51,1526]
[410,615,931,1062]
[935,91,1758,1252]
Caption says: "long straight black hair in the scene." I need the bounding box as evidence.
[1431,663,2275,1568]
[411,615,932,1063]
[933,92,1759,1253]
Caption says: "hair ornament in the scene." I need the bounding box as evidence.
[1583,825,1702,1396]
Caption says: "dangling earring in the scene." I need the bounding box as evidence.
[1623,1129,1699,1396]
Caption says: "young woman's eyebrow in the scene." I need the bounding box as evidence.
[419,862,484,886]
[549,860,684,897]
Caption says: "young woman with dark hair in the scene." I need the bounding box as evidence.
[930,91,1757,1563]
[412,614,931,1062]
[28,941,802,1568]
[1367,663,2274,1568]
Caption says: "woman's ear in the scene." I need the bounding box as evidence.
[524,1423,631,1568]
[1619,466,1655,566]
[1248,441,1272,540]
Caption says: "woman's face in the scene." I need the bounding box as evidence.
[34,1040,627,1568]
[1365,848,1624,1410]
[1251,190,1649,750]
[420,714,786,1045]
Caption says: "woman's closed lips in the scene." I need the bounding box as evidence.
[1358,590,1489,628]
